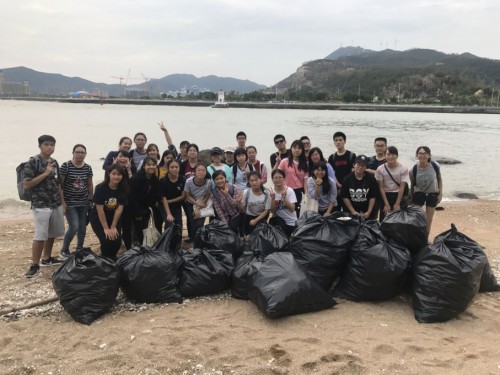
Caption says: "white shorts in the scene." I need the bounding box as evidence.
[32,206,65,241]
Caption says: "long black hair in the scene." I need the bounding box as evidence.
[311,161,331,195]
[308,147,327,175]
[288,140,308,172]
[102,164,129,195]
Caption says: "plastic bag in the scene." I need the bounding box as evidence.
[334,221,411,301]
[142,208,161,247]
[434,224,500,292]
[194,220,244,259]
[247,252,336,318]
[52,248,120,325]
[412,224,486,323]
[116,245,183,303]
[230,250,262,300]
[299,196,319,217]
[249,223,289,257]
[290,212,359,290]
[178,249,234,297]
[380,207,428,253]
[155,223,182,252]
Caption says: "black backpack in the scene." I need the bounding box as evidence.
[16,155,41,201]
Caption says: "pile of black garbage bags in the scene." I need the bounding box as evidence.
[52,208,499,325]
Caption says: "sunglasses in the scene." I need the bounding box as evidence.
[274,139,285,145]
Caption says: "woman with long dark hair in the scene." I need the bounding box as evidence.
[277,139,308,216]
[308,147,336,181]
[157,150,176,179]
[160,159,186,244]
[90,164,129,260]
[128,157,171,246]
[307,161,337,217]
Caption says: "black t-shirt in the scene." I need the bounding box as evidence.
[160,176,185,209]
[341,172,378,218]
[270,150,290,169]
[91,183,127,226]
[368,155,386,171]
[327,150,356,184]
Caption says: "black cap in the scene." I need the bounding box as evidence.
[355,155,369,165]
[211,147,223,155]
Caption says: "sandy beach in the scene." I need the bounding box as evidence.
[1,200,499,375]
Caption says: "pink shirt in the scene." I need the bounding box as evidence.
[278,158,308,189]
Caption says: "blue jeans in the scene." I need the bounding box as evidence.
[62,206,88,251]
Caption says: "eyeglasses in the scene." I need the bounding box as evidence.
[302,141,310,145]
[135,138,146,142]
[274,139,285,145]
[74,151,86,154]
[417,152,429,156]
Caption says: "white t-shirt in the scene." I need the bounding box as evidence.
[375,162,410,193]
[273,187,297,226]
[242,188,271,216]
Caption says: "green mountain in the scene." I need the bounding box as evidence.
[0,66,267,96]
[274,48,500,105]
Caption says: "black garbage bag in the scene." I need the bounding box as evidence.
[178,249,234,297]
[290,212,360,290]
[412,227,486,323]
[380,207,428,253]
[434,224,500,292]
[154,223,182,252]
[334,221,412,301]
[116,245,183,304]
[194,220,244,260]
[230,250,263,300]
[247,252,336,318]
[52,248,120,325]
[249,223,289,257]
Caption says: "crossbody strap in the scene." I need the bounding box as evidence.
[384,164,400,187]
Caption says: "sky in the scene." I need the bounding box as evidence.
[2,0,500,87]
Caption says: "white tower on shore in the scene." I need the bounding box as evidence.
[217,90,225,103]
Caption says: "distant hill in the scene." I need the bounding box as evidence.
[0,67,267,96]
[273,47,500,105]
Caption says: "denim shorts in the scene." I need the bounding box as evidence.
[412,192,439,208]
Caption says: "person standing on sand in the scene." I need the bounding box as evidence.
[59,144,94,258]
[327,131,356,211]
[410,146,443,237]
[270,134,290,170]
[375,146,411,222]
[24,135,65,278]
[129,132,148,173]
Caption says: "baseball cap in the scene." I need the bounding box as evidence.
[355,155,369,165]
[211,147,223,155]
[224,146,235,153]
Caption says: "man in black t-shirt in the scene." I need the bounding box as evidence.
[270,134,290,169]
[367,137,387,175]
[327,131,356,210]
[341,155,378,220]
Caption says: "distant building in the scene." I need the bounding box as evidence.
[0,71,29,96]
[125,88,150,98]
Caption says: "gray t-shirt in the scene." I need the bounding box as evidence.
[242,188,271,216]
[413,163,440,193]
[184,177,211,200]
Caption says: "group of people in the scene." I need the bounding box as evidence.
[22,126,443,278]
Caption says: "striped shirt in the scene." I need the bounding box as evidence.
[60,161,93,206]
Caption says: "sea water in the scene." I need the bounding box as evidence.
[2,100,499,218]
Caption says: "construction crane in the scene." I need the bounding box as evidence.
[111,69,131,96]
[141,73,151,97]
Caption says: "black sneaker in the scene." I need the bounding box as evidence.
[60,249,71,258]
[25,264,40,278]
[40,256,64,267]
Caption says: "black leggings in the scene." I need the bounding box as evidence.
[90,215,122,259]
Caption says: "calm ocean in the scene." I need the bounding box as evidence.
[2,100,500,218]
